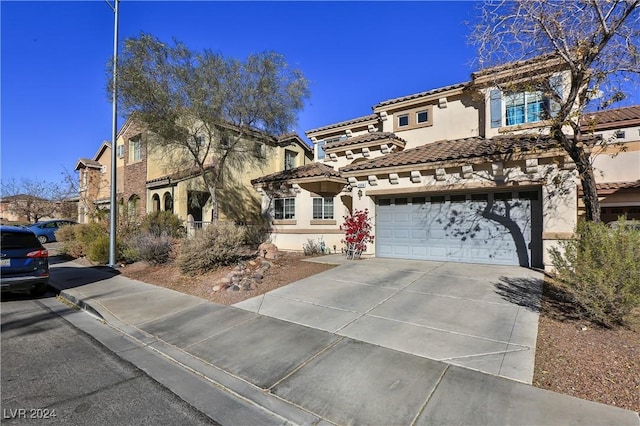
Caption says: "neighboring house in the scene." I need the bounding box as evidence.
[75,141,112,223]
[251,62,640,271]
[0,194,77,224]
[77,116,313,226]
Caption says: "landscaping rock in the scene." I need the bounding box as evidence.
[226,284,240,292]
[252,272,263,280]
[258,242,279,259]
[212,285,221,292]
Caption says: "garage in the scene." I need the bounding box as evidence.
[375,190,542,267]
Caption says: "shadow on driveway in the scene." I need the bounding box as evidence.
[494,276,543,312]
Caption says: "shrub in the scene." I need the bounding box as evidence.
[303,238,324,255]
[177,222,246,275]
[127,232,172,264]
[60,222,108,258]
[54,224,76,242]
[550,218,640,328]
[88,234,111,264]
[340,209,374,259]
[141,211,184,238]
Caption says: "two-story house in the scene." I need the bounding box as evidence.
[77,116,313,227]
[251,63,640,271]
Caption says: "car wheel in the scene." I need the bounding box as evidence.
[37,235,48,244]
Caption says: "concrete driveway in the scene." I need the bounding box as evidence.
[234,257,543,383]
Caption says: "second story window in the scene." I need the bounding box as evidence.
[505,91,548,126]
[273,198,295,220]
[284,150,297,170]
[129,136,142,162]
[317,140,326,160]
[398,114,409,127]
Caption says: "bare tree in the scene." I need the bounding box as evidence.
[111,33,310,222]
[471,0,640,221]
[0,178,74,223]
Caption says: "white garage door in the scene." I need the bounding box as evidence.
[375,191,542,267]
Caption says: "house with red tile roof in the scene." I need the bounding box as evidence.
[252,68,639,270]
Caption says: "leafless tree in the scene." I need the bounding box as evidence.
[0,178,74,223]
[471,0,640,222]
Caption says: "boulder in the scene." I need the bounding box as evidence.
[258,243,279,260]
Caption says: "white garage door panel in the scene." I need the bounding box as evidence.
[376,193,539,267]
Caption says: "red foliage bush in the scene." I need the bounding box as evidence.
[340,209,374,256]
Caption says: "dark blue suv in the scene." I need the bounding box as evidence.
[1,225,50,296]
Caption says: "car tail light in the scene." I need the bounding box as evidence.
[26,249,48,258]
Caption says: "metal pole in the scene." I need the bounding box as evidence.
[108,0,119,267]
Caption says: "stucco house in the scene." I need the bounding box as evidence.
[251,63,640,271]
[76,116,313,226]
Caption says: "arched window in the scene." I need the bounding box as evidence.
[128,194,140,219]
[163,192,173,213]
[152,194,160,212]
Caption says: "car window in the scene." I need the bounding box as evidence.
[44,222,57,228]
[1,231,40,249]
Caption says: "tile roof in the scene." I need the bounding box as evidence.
[595,181,640,191]
[581,106,640,131]
[339,135,573,173]
[251,163,343,185]
[374,82,469,109]
[324,132,406,150]
[75,158,102,170]
[306,114,379,135]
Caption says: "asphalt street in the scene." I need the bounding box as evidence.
[1,290,218,426]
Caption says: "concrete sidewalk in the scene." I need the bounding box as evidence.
[49,259,640,426]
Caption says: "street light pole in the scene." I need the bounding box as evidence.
[106,0,119,267]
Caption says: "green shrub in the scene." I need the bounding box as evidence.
[241,223,270,247]
[54,224,76,242]
[177,222,245,275]
[550,218,640,328]
[141,211,184,238]
[127,232,172,264]
[60,222,108,258]
[88,234,111,264]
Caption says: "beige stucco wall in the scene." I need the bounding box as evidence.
[384,96,481,146]
[592,139,640,184]
[264,189,350,253]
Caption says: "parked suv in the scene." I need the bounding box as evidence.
[1,225,50,296]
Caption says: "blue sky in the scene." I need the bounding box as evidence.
[1,1,545,186]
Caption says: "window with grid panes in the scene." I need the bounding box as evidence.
[312,197,334,219]
[274,198,295,219]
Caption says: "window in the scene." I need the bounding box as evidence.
[312,197,334,219]
[394,198,408,205]
[430,196,445,204]
[450,194,466,203]
[82,170,88,188]
[129,137,142,162]
[274,198,295,219]
[317,140,326,160]
[255,142,266,158]
[284,150,297,170]
[505,91,548,126]
[471,193,488,201]
[393,105,433,131]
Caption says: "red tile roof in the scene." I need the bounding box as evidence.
[374,82,469,109]
[251,163,344,185]
[339,135,581,173]
[581,106,640,132]
[324,132,406,151]
[306,114,379,135]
